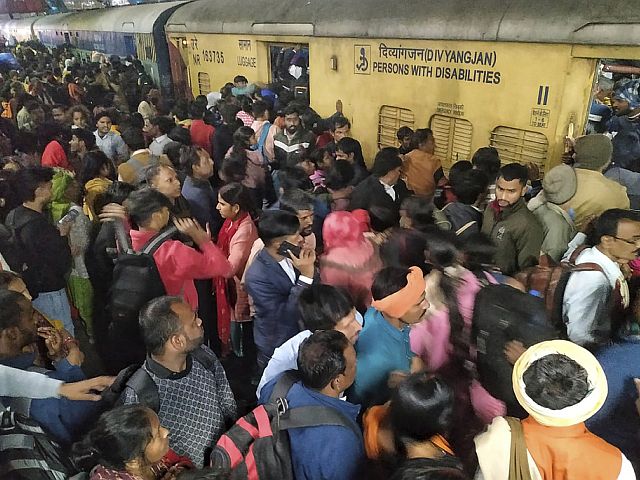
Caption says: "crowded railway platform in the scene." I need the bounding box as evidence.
[0,3,640,477]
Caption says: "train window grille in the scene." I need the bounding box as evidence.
[377,105,415,149]
[429,115,473,167]
[136,34,156,63]
[198,72,211,95]
[490,126,549,173]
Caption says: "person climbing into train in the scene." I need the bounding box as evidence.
[610,79,640,173]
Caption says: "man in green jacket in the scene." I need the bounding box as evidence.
[481,163,543,275]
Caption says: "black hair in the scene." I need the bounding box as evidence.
[95,111,112,123]
[138,295,183,355]
[325,160,355,190]
[400,196,436,233]
[79,150,113,186]
[125,187,172,227]
[71,405,155,472]
[194,95,208,108]
[410,128,434,151]
[220,104,241,125]
[372,266,411,301]
[13,166,54,203]
[371,147,402,177]
[71,127,96,151]
[168,125,191,146]
[257,209,300,246]
[336,137,366,170]
[396,126,414,141]
[591,208,640,245]
[283,103,300,117]
[380,228,429,275]
[144,163,174,187]
[179,145,205,177]
[232,125,254,150]
[472,147,501,179]
[279,168,314,192]
[498,162,528,186]
[522,353,589,410]
[219,182,256,218]
[233,75,248,84]
[0,289,24,331]
[189,102,206,120]
[150,116,177,136]
[0,270,20,290]
[251,100,268,119]
[94,181,135,214]
[297,330,350,390]
[330,116,350,132]
[451,169,489,205]
[460,232,497,273]
[299,285,353,331]
[176,468,230,480]
[448,160,473,186]
[390,374,454,452]
[280,188,314,214]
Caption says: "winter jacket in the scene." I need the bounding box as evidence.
[273,129,315,169]
[441,202,483,239]
[527,191,575,262]
[349,176,411,232]
[481,198,543,276]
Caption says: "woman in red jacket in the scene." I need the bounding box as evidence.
[215,182,259,356]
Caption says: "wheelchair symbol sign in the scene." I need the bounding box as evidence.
[354,45,371,75]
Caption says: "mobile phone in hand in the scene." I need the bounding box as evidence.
[277,240,302,258]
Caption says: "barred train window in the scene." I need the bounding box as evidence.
[490,126,549,173]
[377,105,415,149]
[197,72,211,96]
[429,115,473,168]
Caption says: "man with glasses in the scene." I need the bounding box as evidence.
[562,209,640,347]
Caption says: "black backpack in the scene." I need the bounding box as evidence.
[2,210,37,280]
[210,371,361,480]
[101,346,219,412]
[108,226,176,326]
[0,406,76,479]
[472,284,560,416]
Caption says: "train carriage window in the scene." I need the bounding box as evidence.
[429,114,473,167]
[490,126,548,172]
[198,72,211,96]
[377,105,415,149]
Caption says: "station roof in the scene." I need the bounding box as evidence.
[165,0,640,46]
[35,1,186,34]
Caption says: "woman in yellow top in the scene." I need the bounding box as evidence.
[80,150,114,222]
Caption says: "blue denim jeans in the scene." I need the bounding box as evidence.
[32,288,74,336]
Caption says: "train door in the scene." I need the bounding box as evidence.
[268,43,310,101]
[168,36,192,100]
[583,59,640,136]
[123,35,136,57]
[63,32,70,44]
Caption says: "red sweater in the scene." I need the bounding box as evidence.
[130,229,233,310]
[190,119,215,157]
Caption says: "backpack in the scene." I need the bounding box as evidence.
[108,226,176,326]
[472,284,560,416]
[514,246,608,335]
[210,371,361,480]
[0,406,76,479]
[101,346,219,412]
[2,210,38,283]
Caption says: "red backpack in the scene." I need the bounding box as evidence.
[210,371,360,480]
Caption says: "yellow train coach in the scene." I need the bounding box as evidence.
[164,0,640,172]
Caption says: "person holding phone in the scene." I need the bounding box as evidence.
[245,209,316,369]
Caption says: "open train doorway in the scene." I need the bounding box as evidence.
[269,43,309,103]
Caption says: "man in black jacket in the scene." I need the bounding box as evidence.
[6,167,73,335]
[350,147,411,231]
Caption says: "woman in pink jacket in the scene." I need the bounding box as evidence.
[319,211,382,313]
[215,182,259,356]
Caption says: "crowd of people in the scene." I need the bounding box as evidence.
[1,40,640,480]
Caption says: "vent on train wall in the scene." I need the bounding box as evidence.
[490,126,549,173]
[198,72,211,96]
[377,105,415,149]
[429,115,473,168]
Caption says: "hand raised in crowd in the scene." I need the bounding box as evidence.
[99,203,128,222]
[58,376,115,401]
[173,218,211,246]
[57,221,72,237]
[38,326,64,360]
[288,247,316,279]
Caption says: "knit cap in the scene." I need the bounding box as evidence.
[574,134,612,171]
[542,164,577,204]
